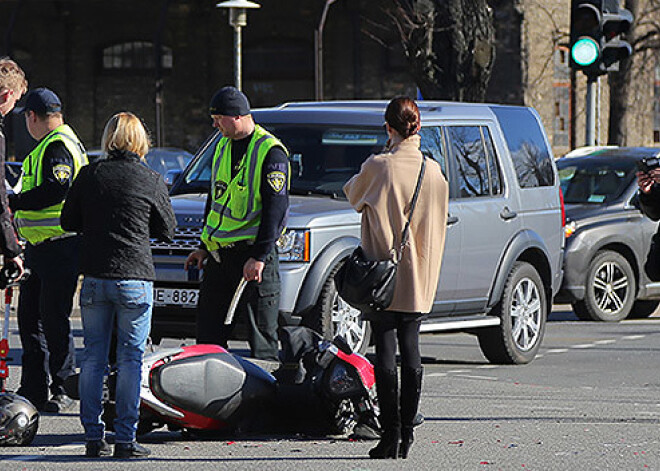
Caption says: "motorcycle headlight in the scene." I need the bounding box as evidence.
[277,229,310,262]
[327,362,362,397]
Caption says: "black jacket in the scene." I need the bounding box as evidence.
[61,150,176,280]
[638,187,660,281]
[0,116,21,259]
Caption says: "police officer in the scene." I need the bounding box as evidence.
[186,86,289,361]
[10,88,88,412]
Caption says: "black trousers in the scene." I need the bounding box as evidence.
[196,244,280,361]
[369,312,423,372]
[17,236,80,406]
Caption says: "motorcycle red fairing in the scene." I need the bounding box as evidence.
[141,344,277,431]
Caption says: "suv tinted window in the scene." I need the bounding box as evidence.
[447,125,494,198]
[419,126,447,175]
[492,107,555,188]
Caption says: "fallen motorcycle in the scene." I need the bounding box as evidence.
[67,326,381,439]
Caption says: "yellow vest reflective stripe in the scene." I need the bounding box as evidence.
[14,124,88,244]
[201,125,288,251]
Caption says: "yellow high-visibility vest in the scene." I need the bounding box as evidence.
[201,124,288,251]
[15,124,88,244]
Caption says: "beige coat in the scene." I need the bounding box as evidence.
[343,134,448,313]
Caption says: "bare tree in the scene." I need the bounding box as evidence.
[387,0,496,102]
[608,0,660,145]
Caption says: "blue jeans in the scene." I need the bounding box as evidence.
[78,277,153,443]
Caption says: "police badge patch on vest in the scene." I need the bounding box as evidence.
[266,171,286,193]
[52,164,72,184]
[215,181,228,199]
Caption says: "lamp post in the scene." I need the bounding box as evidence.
[217,0,261,91]
[315,0,336,101]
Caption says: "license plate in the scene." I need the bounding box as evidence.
[154,288,199,307]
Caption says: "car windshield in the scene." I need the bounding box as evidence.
[179,125,388,197]
[557,158,636,204]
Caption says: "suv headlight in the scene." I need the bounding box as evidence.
[277,229,310,262]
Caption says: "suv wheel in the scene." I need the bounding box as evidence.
[307,263,371,355]
[478,261,547,364]
[572,250,635,322]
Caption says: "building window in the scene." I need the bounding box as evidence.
[654,62,660,143]
[553,46,571,147]
[102,42,173,71]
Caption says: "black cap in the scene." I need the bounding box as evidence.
[15,87,62,115]
[209,86,250,116]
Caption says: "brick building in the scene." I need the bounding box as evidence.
[1,0,657,159]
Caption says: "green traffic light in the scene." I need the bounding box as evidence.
[571,37,600,66]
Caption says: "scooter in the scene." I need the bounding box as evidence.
[66,326,381,438]
[94,327,381,438]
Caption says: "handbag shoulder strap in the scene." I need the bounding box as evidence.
[397,155,426,260]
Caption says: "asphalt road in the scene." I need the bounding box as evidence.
[1,305,659,470]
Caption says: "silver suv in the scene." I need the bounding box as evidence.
[151,101,564,364]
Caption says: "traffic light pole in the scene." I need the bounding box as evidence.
[585,75,597,146]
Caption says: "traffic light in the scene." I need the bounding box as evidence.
[599,7,633,71]
[569,0,634,77]
[570,0,602,72]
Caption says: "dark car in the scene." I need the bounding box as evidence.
[144,147,193,185]
[555,146,660,321]
[86,147,192,184]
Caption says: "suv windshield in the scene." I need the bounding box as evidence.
[176,125,387,197]
[557,158,636,204]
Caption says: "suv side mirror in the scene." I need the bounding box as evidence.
[164,169,183,188]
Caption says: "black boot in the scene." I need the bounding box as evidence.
[369,368,400,459]
[399,366,423,459]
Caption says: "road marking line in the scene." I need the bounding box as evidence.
[454,374,497,381]
[572,344,595,349]
[52,443,84,450]
[594,339,616,345]
[476,365,498,369]
[622,335,645,340]
[447,369,470,373]
[546,348,569,353]
[426,373,448,377]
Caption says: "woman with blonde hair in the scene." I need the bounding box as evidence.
[344,97,448,459]
[61,112,175,458]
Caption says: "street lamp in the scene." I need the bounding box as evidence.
[315,0,337,101]
[216,0,261,91]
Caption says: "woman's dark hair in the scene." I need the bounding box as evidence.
[384,96,420,139]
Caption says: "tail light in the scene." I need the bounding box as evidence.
[559,187,566,227]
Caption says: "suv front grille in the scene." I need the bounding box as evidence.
[151,226,202,253]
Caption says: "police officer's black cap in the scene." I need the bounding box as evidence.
[14,87,62,114]
[209,86,250,117]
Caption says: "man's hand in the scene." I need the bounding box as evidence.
[243,257,265,283]
[185,248,208,270]
[637,169,660,194]
[9,256,24,282]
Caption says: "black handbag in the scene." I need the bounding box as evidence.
[335,157,427,312]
